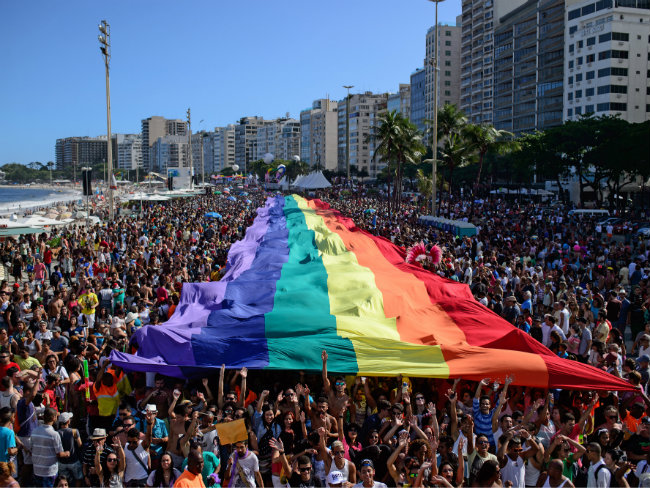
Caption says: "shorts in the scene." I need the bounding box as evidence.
[33,474,57,487]
[58,460,83,480]
[18,435,32,464]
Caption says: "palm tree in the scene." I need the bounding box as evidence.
[464,124,517,192]
[439,132,474,215]
[372,111,424,212]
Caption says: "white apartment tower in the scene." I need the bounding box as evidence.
[337,92,389,178]
[214,125,236,172]
[425,20,462,121]
[300,99,339,171]
[564,0,650,122]
[115,134,143,171]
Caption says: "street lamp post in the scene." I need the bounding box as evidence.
[428,0,444,217]
[199,119,205,186]
[187,108,193,190]
[98,20,114,222]
[343,85,354,185]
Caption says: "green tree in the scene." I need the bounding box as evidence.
[464,124,517,192]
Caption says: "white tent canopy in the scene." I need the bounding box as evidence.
[292,171,332,190]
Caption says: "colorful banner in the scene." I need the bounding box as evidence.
[110,195,633,391]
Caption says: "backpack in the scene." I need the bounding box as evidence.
[595,463,613,487]
[50,271,61,287]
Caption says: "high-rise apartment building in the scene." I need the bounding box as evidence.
[214,125,236,172]
[337,91,388,178]
[234,117,264,172]
[115,134,142,171]
[141,116,187,172]
[564,0,650,123]
[150,135,188,175]
[410,68,427,133]
[425,20,462,121]
[387,85,412,119]
[460,0,528,123]
[493,0,564,134]
[255,118,301,162]
[300,99,339,170]
[55,136,108,171]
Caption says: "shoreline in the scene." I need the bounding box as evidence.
[0,185,84,217]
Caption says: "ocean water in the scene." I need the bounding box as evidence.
[0,186,82,214]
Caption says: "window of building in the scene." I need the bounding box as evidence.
[445,50,451,56]
[445,60,452,66]
[575,89,582,98]
[444,90,451,96]
[445,70,451,76]
[586,54,595,63]
[586,87,595,96]
[577,56,583,65]
[597,102,609,112]
[585,104,594,113]
[582,4,595,15]
[597,85,609,94]
[568,8,580,20]
[599,33,611,43]
[445,30,452,36]
[586,71,595,80]
[569,60,574,68]
[612,32,629,41]
[567,108,573,116]
[575,106,583,115]
[587,37,596,46]
[576,73,583,82]
[445,81,451,86]
[569,44,574,53]
[568,76,574,84]
[578,40,584,49]
[569,26,578,35]
[445,40,451,46]
[598,50,610,60]
[568,92,573,101]
[610,102,626,111]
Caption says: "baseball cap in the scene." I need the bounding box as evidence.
[58,412,74,424]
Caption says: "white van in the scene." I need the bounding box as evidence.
[567,209,610,219]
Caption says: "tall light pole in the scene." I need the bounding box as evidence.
[199,119,205,185]
[428,0,443,216]
[98,20,114,222]
[187,108,193,189]
[343,85,354,184]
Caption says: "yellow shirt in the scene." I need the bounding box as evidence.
[79,292,98,315]
[15,356,41,371]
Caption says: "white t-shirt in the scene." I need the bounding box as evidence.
[353,483,387,488]
[229,451,259,488]
[124,441,149,482]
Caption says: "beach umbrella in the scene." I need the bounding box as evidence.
[204,212,223,219]
[227,196,237,202]
[45,213,58,220]
[214,191,222,195]
[74,211,88,219]
[58,212,72,220]
[364,209,376,214]
[245,199,252,204]
[34,210,46,216]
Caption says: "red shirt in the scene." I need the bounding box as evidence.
[44,249,53,265]
[0,362,20,391]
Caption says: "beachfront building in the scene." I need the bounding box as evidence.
[214,125,236,172]
[150,135,189,175]
[425,21,462,121]
[387,85,411,120]
[255,118,301,162]
[115,134,143,172]
[234,116,264,172]
[492,0,565,134]
[410,68,427,133]
[337,91,388,179]
[55,136,108,171]
[141,116,187,173]
[300,98,339,171]
[564,0,650,123]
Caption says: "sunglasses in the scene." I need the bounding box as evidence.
[123,424,133,428]
[477,440,489,445]
[107,458,118,463]
[333,450,344,456]
[335,382,345,386]
[415,397,425,401]
[299,467,312,472]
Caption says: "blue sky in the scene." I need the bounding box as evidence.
[0,1,461,165]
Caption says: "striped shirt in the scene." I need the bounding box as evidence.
[472,397,499,446]
[31,424,63,477]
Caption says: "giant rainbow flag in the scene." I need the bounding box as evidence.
[110,195,633,390]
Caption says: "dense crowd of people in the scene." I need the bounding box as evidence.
[0,184,649,488]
